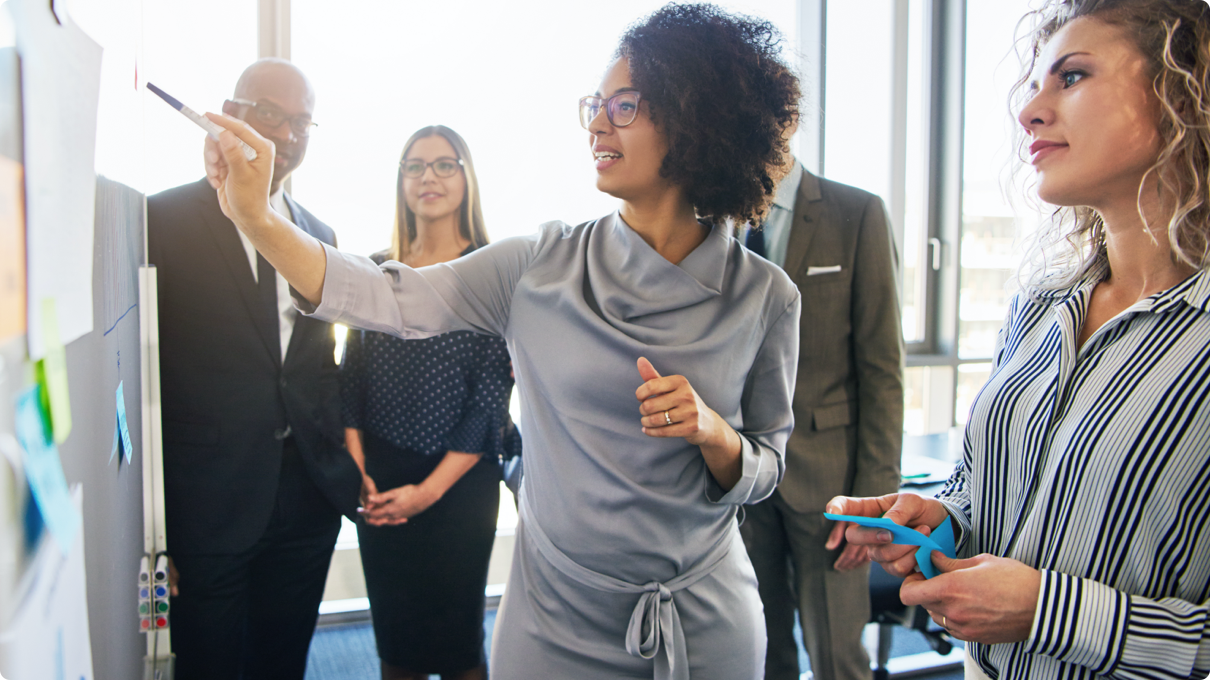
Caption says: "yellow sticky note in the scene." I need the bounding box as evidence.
[36,297,72,444]
[0,156,26,343]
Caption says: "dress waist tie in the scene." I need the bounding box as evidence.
[518,490,734,680]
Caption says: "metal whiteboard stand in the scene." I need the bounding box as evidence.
[140,264,174,679]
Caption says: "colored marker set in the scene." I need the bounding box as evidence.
[138,554,170,632]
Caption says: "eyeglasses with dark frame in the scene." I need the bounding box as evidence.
[578,91,642,130]
[228,98,318,137]
[400,157,464,179]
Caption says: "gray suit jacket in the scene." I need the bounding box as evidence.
[774,168,904,513]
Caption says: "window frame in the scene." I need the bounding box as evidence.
[807,0,975,431]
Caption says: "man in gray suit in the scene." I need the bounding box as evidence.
[739,156,904,680]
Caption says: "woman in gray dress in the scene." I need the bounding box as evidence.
[203,5,801,678]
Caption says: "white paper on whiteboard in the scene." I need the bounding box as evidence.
[9,0,103,358]
[0,484,95,680]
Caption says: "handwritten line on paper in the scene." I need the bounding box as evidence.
[102,302,137,337]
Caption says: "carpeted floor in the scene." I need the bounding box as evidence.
[305,608,965,680]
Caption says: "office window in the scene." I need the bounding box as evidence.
[822,4,895,205]
[959,0,1036,360]
[814,0,1046,429]
[823,0,929,345]
[141,2,258,195]
[72,0,144,189]
[289,0,796,258]
[903,366,927,435]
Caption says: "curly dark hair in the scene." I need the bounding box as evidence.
[617,3,801,225]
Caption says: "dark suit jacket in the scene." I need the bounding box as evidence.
[774,168,904,513]
[148,178,361,555]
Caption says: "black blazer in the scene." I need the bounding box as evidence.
[148,178,361,555]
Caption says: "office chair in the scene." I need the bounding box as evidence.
[868,562,954,680]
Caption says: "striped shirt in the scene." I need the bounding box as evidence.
[938,266,1210,680]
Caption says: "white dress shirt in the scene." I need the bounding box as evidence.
[236,192,295,360]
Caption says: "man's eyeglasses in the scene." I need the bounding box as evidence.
[228,98,318,137]
[579,91,641,130]
[400,157,464,179]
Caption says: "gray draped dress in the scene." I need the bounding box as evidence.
[303,214,801,679]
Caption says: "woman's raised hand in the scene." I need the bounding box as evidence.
[635,356,726,447]
[203,112,275,231]
[636,357,743,489]
[201,112,329,305]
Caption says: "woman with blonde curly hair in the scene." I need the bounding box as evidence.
[830,1,1210,679]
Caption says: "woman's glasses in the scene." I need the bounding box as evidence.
[579,91,641,130]
[400,157,464,179]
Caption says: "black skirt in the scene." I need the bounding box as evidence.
[357,431,501,673]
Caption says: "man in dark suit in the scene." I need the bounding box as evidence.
[147,59,361,680]
[740,157,904,680]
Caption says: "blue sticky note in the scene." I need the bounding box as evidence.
[116,381,133,463]
[824,513,957,579]
[14,385,79,555]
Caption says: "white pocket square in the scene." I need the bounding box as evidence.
[807,265,842,276]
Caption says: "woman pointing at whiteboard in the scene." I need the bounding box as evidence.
[203,5,801,678]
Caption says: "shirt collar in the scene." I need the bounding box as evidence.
[1036,263,1210,316]
[1147,268,1210,316]
[1030,260,1109,301]
[587,212,725,322]
[772,161,803,212]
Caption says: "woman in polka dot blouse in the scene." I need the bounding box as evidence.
[340,125,514,680]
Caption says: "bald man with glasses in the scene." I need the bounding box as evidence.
[148,58,361,680]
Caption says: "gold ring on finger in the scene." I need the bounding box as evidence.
[664,410,672,426]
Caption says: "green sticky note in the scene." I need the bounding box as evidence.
[36,298,72,444]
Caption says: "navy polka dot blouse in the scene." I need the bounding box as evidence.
[339,251,516,458]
